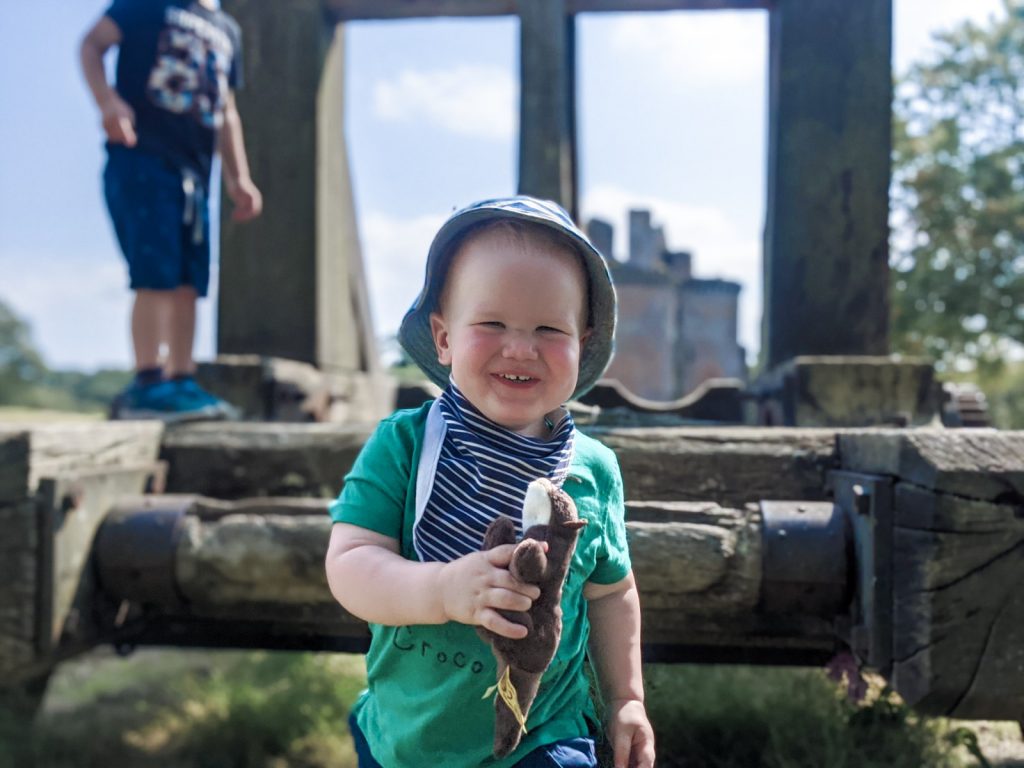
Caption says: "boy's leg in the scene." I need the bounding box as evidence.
[131,289,173,372]
[104,146,181,387]
[167,285,198,377]
[104,148,233,420]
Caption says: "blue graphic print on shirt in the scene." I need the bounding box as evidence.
[146,6,234,128]
[105,0,242,177]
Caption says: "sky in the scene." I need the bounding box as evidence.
[0,0,1009,373]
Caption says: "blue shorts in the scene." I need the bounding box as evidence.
[103,145,210,297]
[349,712,596,767]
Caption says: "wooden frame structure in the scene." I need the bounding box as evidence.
[3,421,1023,725]
[219,0,890,376]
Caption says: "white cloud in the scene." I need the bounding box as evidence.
[894,0,1007,74]
[581,184,762,360]
[0,253,218,372]
[0,255,129,371]
[360,209,447,341]
[373,66,517,141]
[606,12,765,88]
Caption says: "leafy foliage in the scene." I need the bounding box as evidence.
[29,650,364,768]
[0,299,47,404]
[890,0,1024,373]
[645,666,967,768]
[26,651,992,768]
[0,297,130,413]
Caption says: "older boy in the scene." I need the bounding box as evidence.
[80,0,262,421]
[326,197,655,768]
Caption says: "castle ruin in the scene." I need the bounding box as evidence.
[589,210,746,401]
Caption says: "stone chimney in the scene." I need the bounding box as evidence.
[586,218,615,262]
[628,209,665,269]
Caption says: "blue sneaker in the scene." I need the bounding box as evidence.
[171,376,241,420]
[111,377,240,423]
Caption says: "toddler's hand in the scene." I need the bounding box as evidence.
[438,546,541,639]
[606,698,655,768]
[100,92,136,147]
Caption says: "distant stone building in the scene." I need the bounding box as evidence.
[587,210,746,401]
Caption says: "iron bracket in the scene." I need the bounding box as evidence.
[828,470,894,675]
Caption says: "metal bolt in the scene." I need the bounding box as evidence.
[852,484,871,516]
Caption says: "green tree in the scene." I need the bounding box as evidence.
[0,298,48,405]
[890,0,1024,374]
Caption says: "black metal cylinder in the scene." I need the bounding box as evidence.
[759,500,851,616]
[94,495,194,608]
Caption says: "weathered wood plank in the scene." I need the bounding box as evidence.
[890,483,1024,719]
[162,422,371,498]
[39,466,159,656]
[161,423,840,505]
[2,422,164,500]
[326,0,516,18]
[840,429,1024,501]
[568,0,771,10]
[592,427,838,505]
[0,423,162,679]
[0,501,37,675]
[518,0,576,213]
[0,429,29,504]
[752,356,939,428]
[762,0,891,367]
[323,0,770,20]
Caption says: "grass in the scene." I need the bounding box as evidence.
[4,649,1019,767]
[644,665,973,768]
[18,649,365,768]
[0,406,105,423]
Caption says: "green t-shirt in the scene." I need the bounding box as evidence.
[329,401,631,767]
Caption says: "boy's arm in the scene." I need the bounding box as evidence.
[79,16,136,147]
[586,571,656,768]
[217,92,262,222]
[325,523,542,639]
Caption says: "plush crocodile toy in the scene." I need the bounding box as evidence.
[478,477,588,758]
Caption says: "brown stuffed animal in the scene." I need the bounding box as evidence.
[478,477,588,758]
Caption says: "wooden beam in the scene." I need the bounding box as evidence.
[0,424,162,683]
[220,1,380,374]
[762,0,892,367]
[89,496,836,663]
[324,0,771,21]
[517,0,577,213]
[568,0,771,10]
[841,431,1024,720]
[160,422,840,505]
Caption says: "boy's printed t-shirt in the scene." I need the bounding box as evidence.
[330,401,631,768]
[105,0,242,177]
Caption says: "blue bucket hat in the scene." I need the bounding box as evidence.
[398,195,617,399]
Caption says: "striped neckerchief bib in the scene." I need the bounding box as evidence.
[412,383,576,563]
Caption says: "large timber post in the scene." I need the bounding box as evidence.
[518,0,578,217]
[762,0,892,369]
[218,0,377,376]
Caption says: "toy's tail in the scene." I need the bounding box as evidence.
[490,660,542,758]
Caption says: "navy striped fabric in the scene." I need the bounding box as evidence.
[414,384,575,563]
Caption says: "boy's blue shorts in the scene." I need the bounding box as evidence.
[349,712,597,767]
[103,145,210,297]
